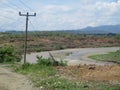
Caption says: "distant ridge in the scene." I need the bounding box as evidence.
[1,25,120,34]
[79,25,120,34]
[64,25,120,34]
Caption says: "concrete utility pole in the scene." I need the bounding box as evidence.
[19,12,36,64]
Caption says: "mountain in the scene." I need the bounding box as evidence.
[1,25,120,34]
[73,25,120,34]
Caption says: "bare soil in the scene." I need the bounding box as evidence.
[56,65,120,84]
[0,65,120,90]
[0,65,38,90]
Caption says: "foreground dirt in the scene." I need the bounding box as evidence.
[56,65,120,84]
[0,65,38,90]
[0,64,120,90]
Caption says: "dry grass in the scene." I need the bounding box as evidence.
[0,32,120,53]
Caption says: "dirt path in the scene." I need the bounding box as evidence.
[25,47,120,65]
[0,65,38,90]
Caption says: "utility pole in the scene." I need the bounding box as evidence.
[19,12,36,64]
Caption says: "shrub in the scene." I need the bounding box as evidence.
[21,62,31,69]
[36,56,67,66]
[54,44,65,50]
[0,46,22,63]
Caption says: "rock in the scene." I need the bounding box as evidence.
[88,64,96,70]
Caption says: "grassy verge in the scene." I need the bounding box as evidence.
[12,61,87,90]
[89,50,120,64]
[9,57,120,90]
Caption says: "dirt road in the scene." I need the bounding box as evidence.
[0,65,38,90]
[0,47,120,90]
[25,47,119,65]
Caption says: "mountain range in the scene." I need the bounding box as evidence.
[65,25,120,34]
[1,24,120,34]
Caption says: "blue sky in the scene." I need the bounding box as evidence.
[0,0,120,31]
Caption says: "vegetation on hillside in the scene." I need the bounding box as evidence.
[0,32,120,53]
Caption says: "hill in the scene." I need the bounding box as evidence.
[66,25,120,34]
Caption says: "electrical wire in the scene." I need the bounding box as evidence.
[19,0,34,12]
[0,0,27,31]
[0,15,17,21]
[0,2,19,12]
[7,0,26,12]
[0,18,25,31]
[29,19,36,30]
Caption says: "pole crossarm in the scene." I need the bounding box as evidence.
[19,11,36,64]
[19,12,36,16]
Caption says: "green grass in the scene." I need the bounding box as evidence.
[89,50,120,64]
[14,63,56,76]
[11,62,86,90]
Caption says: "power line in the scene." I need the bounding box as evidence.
[0,18,24,31]
[0,1,26,22]
[0,15,19,30]
[19,12,36,64]
[0,1,26,30]
[0,0,30,13]
[19,0,34,12]
[29,19,36,30]
[0,2,19,12]
[0,15,17,21]
[7,0,26,12]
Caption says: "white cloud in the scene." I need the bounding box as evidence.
[43,5,71,12]
[0,0,120,30]
[0,0,6,2]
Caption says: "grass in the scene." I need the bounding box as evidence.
[11,60,87,90]
[89,50,120,64]
[35,77,82,90]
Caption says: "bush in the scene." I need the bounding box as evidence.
[53,44,65,50]
[21,62,31,69]
[0,46,22,63]
[36,56,67,66]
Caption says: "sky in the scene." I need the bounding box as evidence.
[0,0,120,31]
